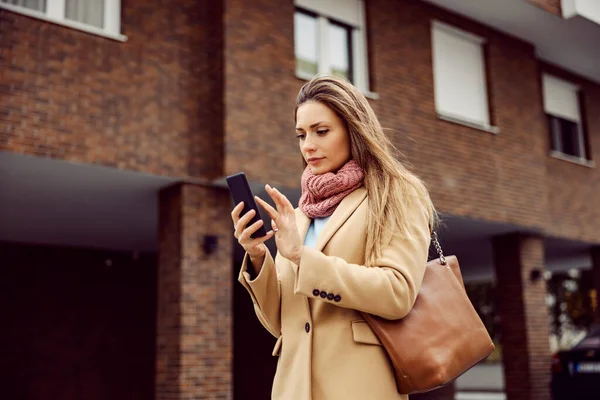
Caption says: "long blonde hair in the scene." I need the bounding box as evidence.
[295,75,438,266]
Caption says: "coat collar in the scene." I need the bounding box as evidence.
[295,187,368,252]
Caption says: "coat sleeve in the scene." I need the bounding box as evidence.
[238,250,282,338]
[291,201,431,320]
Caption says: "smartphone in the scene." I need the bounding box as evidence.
[226,172,268,239]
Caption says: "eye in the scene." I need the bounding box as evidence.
[316,129,329,135]
[296,133,305,140]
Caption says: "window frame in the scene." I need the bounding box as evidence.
[294,7,321,81]
[328,18,354,84]
[542,74,593,166]
[0,0,126,42]
[293,0,377,99]
[548,115,587,159]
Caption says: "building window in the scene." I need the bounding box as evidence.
[0,0,123,39]
[432,21,493,131]
[294,0,370,94]
[543,74,589,161]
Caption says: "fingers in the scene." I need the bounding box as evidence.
[266,185,294,213]
[231,201,244,225]
[234,208,256,238]
[231,201,275,252]
[255,196,278,220]
[243,232,274,251]
[239,219,274,244]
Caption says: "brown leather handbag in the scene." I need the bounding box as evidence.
[361,232,495,395]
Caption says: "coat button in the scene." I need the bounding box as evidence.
[334,295,341,302]
[320,291,327,298]
[312,289,320,297]
[327,293,334,301]
[305,322,310,333]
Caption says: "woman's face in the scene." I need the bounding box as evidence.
[296,101,352,175]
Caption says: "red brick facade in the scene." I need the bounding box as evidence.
[157,184,234,399]
[493,234,551,400]
[0,0,224,178]
[542,62,600,242]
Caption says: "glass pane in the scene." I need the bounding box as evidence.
[548,115,560,152]
[294,11,318,77]
[1,0,46,12]
[65,0,104,29]
[558,117,580,157]
[329,22,352,81]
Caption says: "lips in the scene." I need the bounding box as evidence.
[307,157,324,164]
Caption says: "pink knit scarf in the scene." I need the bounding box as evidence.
[299,160,365,218]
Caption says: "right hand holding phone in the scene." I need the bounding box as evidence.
[231,201,274,258]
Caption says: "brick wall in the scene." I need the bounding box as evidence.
[157,183,234,399]
[369,0,550,232]
[223,0,550,229]
[223,0,304,188]
[541,62,600,242]
[0,242,156,400]
[0,0,224,178]
[492,234,551,400]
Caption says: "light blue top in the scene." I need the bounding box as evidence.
[303,216,331,249]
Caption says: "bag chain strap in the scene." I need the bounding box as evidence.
[431,231,446,265]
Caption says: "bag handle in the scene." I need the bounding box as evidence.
[431,231,446,265]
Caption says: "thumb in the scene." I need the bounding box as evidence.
[271,219,279,232]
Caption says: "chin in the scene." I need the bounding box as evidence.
[310,165,333,175]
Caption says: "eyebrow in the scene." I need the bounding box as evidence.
[295,121,327,131]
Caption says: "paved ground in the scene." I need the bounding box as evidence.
[455,393,506,400]
[456,363,504,391]
[455,363,505,400]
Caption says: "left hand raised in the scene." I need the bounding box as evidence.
[255,184,304,264]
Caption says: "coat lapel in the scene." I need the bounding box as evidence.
[314,187,367,252]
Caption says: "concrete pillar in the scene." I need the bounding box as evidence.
[156,183,233,400]
[492,233,551,400]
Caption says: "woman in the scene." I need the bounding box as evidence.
[231,75,437,400]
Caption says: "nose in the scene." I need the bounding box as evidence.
[302,135,317,154]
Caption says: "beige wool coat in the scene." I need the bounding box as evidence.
[238,187,431,400]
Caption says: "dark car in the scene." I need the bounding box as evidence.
[552,325,600,399]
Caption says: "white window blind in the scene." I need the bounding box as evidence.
[296,0,362,27]
[542,74,581,123]
[432,21,490,127]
